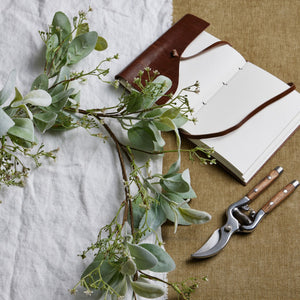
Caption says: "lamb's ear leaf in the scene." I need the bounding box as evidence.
[0,69,16,105]
[139,243,176,272]
[127,243,158,270]
[0,108,15,137]
[131,278,165,299]
[178,207,211,224]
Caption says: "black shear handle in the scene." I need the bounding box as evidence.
[246,167,283,202]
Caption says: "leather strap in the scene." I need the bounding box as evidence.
[180,40,231,61]
[180,83,296,139]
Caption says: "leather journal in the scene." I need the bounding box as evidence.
[116,14,300,184]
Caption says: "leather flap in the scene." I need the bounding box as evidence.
[115,14,209,104]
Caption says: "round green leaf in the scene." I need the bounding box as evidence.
[95,36,108,51]
[31,74,49,91]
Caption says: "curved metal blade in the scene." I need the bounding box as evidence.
[191,224,238,259]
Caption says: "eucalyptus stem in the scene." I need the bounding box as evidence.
[95,116,135,234]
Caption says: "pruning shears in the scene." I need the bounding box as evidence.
[192,166,299,259]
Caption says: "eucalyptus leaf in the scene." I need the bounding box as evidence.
[155,109,188,132]
[143,107,167,118]
[0,69,16,105]
[178,207,211,224]
[172,113,188,128]
[131,278,165,299]
[127,243,158,270]
[48,88,74,112]
[52,11,71,42]
[128,125,155,152]
[0,108,15,137]
[56,65,71,82]
[156,116,176,131]
[49,66,71,96]
[139,243,176,272]
[8,118,35,143]
[31,74,49,91]
[161,107,180,119]
[66,31,98,65]
[50,110,78,130]
[125,91,147,113]
[33,111,57,133]
[95,36,108,51]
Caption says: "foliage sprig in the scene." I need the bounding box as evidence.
[0,10,216,299]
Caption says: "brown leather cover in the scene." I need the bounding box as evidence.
[116,13,296,140]
[115,14,209,104]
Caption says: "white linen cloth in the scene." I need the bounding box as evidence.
[0,1,172,299]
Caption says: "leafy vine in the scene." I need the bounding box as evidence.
[0,9,215,299]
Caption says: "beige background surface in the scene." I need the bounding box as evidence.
[162,1,300,299]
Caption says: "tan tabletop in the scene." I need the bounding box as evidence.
[162,1,300,299]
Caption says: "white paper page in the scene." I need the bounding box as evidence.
[199,89,300,177]
[176,31,246,111]
[183,62,292,135]
[243,112,300,182]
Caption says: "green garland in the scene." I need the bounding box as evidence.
[0,10,215,299]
